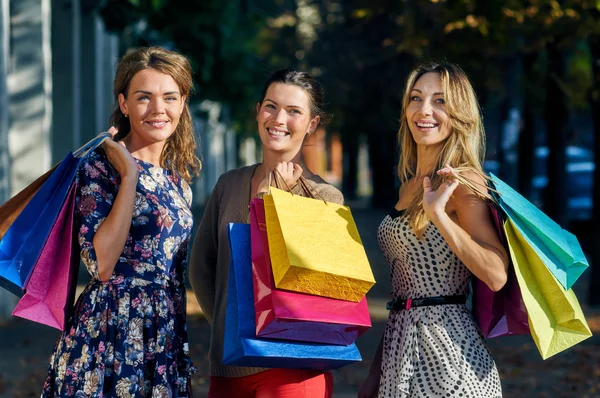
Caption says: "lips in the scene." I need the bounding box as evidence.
[267,127,289,137]
[146,120,169,128]
[415,121,438,129]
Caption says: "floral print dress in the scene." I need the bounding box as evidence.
[42,148,196,398]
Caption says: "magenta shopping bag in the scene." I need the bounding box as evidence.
[473,203,530,338]
[250,198,371,346]
[12,184,79,330]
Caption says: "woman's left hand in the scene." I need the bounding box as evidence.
[422,164,460,222]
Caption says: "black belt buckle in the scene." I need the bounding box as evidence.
[386,298,412,310]
[386,295,466,311]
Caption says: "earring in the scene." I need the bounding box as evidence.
[124,114,129,118]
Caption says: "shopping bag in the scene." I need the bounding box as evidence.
[473,203,530,338]
[0,165,58,240]
[264,185,375,302]
[223,223,362,369]
[251,199,371,345]
[12,183,79,330]
[490,173,588,290]
[504,219,592,359]
[0,132,111,295]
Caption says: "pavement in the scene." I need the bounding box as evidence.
[0,205,599,397]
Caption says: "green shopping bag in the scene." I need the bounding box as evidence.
[490,173,588,290]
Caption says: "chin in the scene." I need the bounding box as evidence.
[142,129,176,142]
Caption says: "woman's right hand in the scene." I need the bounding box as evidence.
[256,161,303,194]
[102,127,138,180]
[358,372,380,398]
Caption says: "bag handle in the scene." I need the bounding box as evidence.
[267,169,327,204]
[73,132,113,158]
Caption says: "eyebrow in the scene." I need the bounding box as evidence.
[264,98,304,109]
[411,88,444,96]
[133,90,180,95]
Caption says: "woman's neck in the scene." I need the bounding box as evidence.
[124,135,165,167]
[415,144,442,177]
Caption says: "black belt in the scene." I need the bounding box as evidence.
[386,295,466,311]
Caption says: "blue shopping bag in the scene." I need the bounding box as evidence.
[0,133,112,295]
[223,223,362,370]
[490,173,588,290]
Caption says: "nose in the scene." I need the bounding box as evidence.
[274,108,287,124]
[417,100,433,117]
[151,98,166,114]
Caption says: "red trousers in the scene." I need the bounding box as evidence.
[208,369,333,398]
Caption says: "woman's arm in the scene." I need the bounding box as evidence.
[92,137,139,282]
[424,170,508,292]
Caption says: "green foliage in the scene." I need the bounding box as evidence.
[98,0,600,131]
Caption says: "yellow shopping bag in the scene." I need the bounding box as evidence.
[504,220,592,359]
[264,186,375,302]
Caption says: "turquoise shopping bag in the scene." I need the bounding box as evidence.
[489,173,588,290]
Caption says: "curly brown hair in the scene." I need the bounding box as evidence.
[110,46,201,181]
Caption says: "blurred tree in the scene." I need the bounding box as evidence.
[98,0,301,134]
[588,22,600,306]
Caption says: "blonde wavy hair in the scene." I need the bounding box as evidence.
[397,62,491,237]
[110,46,201,181]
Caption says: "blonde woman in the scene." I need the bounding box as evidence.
[42,47,200,397]
[359,62,508,398]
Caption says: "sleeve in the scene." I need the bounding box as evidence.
[74,152,118,280]
[188,177,223,325]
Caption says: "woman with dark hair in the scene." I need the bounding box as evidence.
[358,62,507,398]
[42,46,200,397]
[189,69,342,397]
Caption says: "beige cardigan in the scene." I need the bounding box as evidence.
[188,164,345,378]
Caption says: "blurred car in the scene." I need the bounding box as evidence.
[483,146,594,221]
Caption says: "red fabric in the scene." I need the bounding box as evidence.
[208,369,333,398]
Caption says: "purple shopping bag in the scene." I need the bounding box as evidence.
[12,184,79,330]
[473,203,530,338]
[251,199,371,346]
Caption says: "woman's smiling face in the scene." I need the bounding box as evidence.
[406,72,451,148]
[256,82,319,156]
[118,68,186,146]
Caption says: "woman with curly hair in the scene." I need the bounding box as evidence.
[42,46,201,397]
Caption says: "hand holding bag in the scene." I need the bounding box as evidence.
[263,174,375,302]
[0,133,111,295]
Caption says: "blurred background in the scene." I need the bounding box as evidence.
[0,0,599,397]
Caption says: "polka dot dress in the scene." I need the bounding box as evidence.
[377,209,502,398]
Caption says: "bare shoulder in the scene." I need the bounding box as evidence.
[453,170,488,199]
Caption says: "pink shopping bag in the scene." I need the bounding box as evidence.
[251,198,371,346]
[12,184,79,330]
[473,203,530,338]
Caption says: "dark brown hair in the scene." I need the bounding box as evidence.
[259,69,328,126]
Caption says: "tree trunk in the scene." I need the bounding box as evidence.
[341,130,359,201]
[543,41,569,227]
[517,51,537,199]
[588,33,600,306]
[367,129,397,209]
